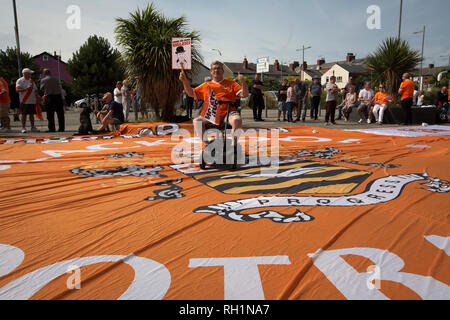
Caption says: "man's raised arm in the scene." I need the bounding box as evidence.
[179,69,195,98]
[238,73,249,98]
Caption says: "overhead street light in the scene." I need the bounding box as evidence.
[413,26,426,90]
[211,48,222,56]
[296,45,311,80]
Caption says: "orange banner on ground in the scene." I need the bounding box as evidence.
[0,123,449,300]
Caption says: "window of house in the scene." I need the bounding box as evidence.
[326,76,329,83]
[43,55,48,62]
[337,76,343,83]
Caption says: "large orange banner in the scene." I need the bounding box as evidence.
[0,123,449,300]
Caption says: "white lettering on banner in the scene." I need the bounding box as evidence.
[279,136,332,143]
[308,247,450,300]
[0,165,11,171]
[0,251,171,300]
[0,244,448,300]
[0,244,24,277]
[43,142,140,158]
[339,139,361,144]
[195,174,429,218]
[134,140,177,147]
[424,235,450,256]
[189,256,291,300]
[157,124,180,136]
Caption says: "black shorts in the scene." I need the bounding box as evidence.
[20,104,36,115]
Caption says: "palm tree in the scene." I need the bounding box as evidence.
[366,37,421,96]
[115,3,202,121]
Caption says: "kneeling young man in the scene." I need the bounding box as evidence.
[179,61,248,143]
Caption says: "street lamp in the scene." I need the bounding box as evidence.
[296,45,311,80]
[440,53,450,67]
[398,0,403,39]
[413,26,426,90]
[12,0,22,77]
[211,48,222,57]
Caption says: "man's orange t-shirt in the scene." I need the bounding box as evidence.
[195,80,242,118]
[399,79,415,101]
[373,92,389,105]
[0,78,10,103]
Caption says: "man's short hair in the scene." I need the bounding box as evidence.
[210,61,224,69]
[330,76,336,80]
[43,69,51,76]
[116,81,122,86]
[103,92,113,102]
[403,73,410,79]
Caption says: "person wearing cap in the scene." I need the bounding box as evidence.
[308,76,322,120]
[40,69,64,132]
[0,75,11,132]
[16,68,40,133]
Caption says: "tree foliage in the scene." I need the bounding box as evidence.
[115,3,202,121]
[66,35,124,97]
[366,37,421,96]
[0,47,41,82]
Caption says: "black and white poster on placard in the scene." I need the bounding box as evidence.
[172,37,192,70]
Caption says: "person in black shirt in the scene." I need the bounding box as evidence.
[249,74,265,121]
[97,92,125,131]
[277,79,288,121]
[8,79,20,121]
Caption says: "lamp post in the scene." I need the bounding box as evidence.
[440,53,450,67]
[413,26,426,91]
[12,0,22,77]
[296,45,311,80]
[398,0,403,39]
[211,48,222,57]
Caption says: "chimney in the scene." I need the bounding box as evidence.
[346,53,355,63]
[317,58,325,66]
[290,61,299,71]
[428,64,434,69]
[302,61,307,70]
[274,59,280,71]
[243,57,248,69]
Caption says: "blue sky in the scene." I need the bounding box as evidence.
[1,0,449,68]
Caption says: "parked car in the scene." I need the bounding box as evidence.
[74,97,89,108]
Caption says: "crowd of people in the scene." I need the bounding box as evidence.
[272,72,441,126]
[0,68,66,133]
[1,64,449,135]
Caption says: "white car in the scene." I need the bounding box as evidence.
[74,98,89,108]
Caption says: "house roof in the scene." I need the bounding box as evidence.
[302,69,323,77]
[224,62,298,77]
[33,51,68,65]
[412,65,448,77]
[336,63,368,74]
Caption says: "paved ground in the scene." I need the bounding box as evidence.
[1,106,448,139]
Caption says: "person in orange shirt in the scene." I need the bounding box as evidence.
[372,85,391,125]
[180,61,249,144]
[398,72,415,125]
[0,75,11,132]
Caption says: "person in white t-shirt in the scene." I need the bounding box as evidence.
[357,81,375,124]
[114,81,123,104]
[413,89,419,106]
[417,90,424,107]
[15,68,40,133]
